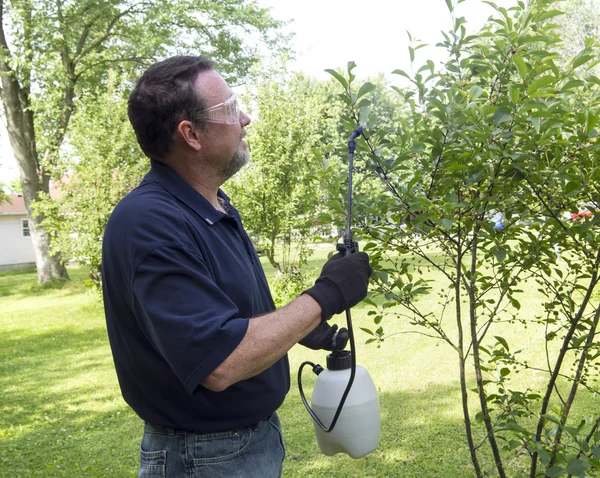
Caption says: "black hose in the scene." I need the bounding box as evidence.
[297,126,363,432]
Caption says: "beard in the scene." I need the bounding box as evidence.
[223,134,249,180]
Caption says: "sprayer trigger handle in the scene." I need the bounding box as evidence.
[336,241,359,256]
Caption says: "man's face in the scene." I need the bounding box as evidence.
[193,70,251,180]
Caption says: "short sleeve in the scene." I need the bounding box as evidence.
[132,244,249,394]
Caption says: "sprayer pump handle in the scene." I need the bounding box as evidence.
[336,241,359,256]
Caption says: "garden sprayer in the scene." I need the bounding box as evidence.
[297,126,381,459]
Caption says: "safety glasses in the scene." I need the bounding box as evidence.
[203,93,240,124]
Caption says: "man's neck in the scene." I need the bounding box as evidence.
[163,157,225,212]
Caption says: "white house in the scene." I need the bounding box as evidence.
[0,194,35,270]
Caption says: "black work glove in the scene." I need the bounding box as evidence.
[299,323,349,351]
[303,251,373,322]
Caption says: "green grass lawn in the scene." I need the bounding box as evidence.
[0,248,597,477]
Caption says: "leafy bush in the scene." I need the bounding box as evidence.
[326,0,600,476]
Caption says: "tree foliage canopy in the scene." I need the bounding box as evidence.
[223,70,335,303]
[0,0,284,282]
[326,0,600,475]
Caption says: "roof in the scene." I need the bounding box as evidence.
[0,194,27,215]
[0,181,64,215]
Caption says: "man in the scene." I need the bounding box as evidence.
[102,56,372,478]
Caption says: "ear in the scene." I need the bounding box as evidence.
[177,120,202,151]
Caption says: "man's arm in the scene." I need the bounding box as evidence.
[201,294,321,392]
[202,251,372,392]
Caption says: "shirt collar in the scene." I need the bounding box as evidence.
[145,159,230,225]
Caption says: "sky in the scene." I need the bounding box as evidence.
[259,0,517,79]
[0,0,517,185]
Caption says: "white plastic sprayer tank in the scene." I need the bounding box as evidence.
[311,352,380,458]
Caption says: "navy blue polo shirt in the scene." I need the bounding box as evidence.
[101,160,290,433]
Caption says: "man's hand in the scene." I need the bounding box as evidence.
[303,251,373,322]
[299,323,349,351]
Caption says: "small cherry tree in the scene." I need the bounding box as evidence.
[327,0,600,476]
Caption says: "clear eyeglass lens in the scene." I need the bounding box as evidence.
[205,93,240,124]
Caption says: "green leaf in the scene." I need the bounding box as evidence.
[356,81,376,100]
[493,107,512,126]
[565,459,588,476]
[500,367,510,377]
[565,181,581,196]
[441,218,453,230]
[325,69,348,89]
[493,248,506,262]
[392,69,411,79]
[355,98,371,110]
[527,75,556,95]
[587,112,597,135]
[537,10,564,21]
[444,0,453,12]
[586,75,600,86]
[510,87,520,103]
[546,466,566,478]
[359,106,371,127]
[317,213,332,223]
[495,336,510,351]
[375,271,389,283]
[573,55,594,69]
[513,55,527,81]
[562,79,585,90]
[469,85,483,100]
[542,414,561,425]
[347,61,357,80]
[539,449,551,464]
[360,327,374,336]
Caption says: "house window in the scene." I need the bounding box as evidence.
[21,219,30,237]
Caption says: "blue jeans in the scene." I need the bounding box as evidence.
[138,413,285,478]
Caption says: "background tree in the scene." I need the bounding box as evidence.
[555,0,600,74]
[0,0,283,282]
[34,73,146,288]
[328,0,600,476]
[0,181,9,204]
[225,69,335,304]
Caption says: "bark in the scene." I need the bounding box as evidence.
[530,258,600,477]
[266,250,281,273]
[0,0,68,282]
[267,231,281,273]
[455,237,483,478]
[468,232,505,477]
[550,302,600,466]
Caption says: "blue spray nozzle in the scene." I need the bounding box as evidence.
[348,126,363,154]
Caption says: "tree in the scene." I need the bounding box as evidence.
[555,0,600,67]
[224,68,352,305]
[34,73,146,288]
[328,0,600,476]
[227,73,326,268]
[0,0,283,282]
[0,181,9,204]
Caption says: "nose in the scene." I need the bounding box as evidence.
[240,110,251,127]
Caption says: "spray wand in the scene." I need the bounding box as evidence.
[297,126,381,453]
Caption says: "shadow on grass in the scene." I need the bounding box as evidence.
[279,382,488,478]
[0,317,493,477]
[1,325,482,477]
[1,325,140,476]
[0,267,90,299]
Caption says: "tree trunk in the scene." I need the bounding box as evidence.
[13,141,69,283]
[0,0,68,283]
[455,242,483,478]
